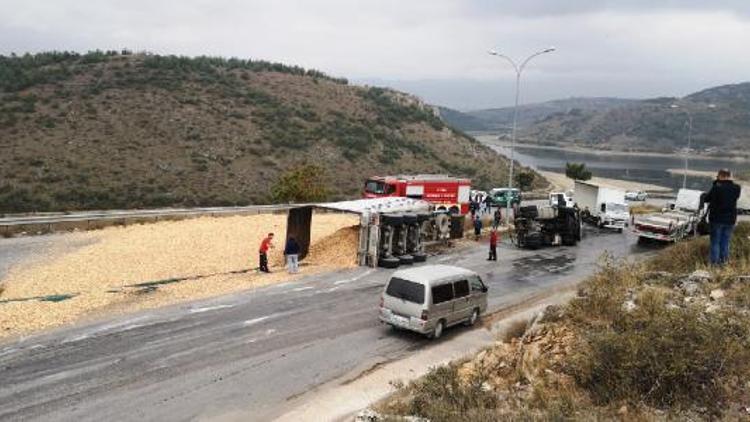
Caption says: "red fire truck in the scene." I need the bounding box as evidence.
[363,175,472,214]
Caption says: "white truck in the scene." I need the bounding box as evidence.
[574,181,629,231]
[738,185,750,215]
[633,189,706,242]
[548,192,574,208]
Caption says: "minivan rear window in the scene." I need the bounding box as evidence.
[386,277,425,304]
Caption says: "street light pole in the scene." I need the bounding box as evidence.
[489,47,555,223]
[670,103,714,189]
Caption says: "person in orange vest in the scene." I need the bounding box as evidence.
[259,233,274,273]
[488,228,498,261]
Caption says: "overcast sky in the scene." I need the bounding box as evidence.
[2,1,749,110]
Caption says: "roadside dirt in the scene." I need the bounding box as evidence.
[0,212,359,340]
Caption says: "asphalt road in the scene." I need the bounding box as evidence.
[0,228,655,422]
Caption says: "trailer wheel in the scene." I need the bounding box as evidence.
[380,214,403,226]
[379,257,400,269]
[398,255,414,265]
[402,214,418,224]
[412,252,427,262]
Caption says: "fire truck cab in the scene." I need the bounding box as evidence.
[363,175,471,215]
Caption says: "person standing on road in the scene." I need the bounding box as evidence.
[258,232,274,273]
[493,207,502,229]
[702,169,741,265]
[484,194,492,215]
[473,215,483,241]
[284,236,301,274]
[488,228,498,261]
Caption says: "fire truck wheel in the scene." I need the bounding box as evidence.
[380,214,403,226]
[398,255,414,265]
[379,257,401,269]
[402,214,418,224]
[412,253,427,262]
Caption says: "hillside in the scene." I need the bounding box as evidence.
[439,97,637,132]
[519,83,750,153]
[0,51,541,213]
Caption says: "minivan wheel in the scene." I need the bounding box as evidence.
[466,309,479,326]
[430,320,445,339]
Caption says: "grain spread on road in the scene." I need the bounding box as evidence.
[0,211,359,339]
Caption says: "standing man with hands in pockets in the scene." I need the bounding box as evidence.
[702,169,741,266]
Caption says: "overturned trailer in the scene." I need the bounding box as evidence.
[288,198,462,269]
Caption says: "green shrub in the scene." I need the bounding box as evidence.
[565,162,592,181]
[271,164,330,203]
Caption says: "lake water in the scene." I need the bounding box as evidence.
[484,140,749,191]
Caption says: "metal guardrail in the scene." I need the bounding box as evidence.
[0,205,299,235]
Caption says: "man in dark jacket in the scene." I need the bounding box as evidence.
[702,169,741,265]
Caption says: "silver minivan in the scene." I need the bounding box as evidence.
[378,264,488,339]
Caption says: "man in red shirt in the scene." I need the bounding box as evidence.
[488,229,498,261]
[259,233,274,273]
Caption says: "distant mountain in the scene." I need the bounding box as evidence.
[439,97,638,132]
[0,51,539,213]
[520,83,750,153]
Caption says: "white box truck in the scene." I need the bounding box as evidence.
[738,184,750,215]
[574,180,629,231]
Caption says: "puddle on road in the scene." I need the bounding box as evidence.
[510,253,576,281]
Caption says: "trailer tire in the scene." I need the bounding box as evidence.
[413,252,427,262]
[381,214,403,226]
[379,257,400,269]
[398,255,414,265]
[416,213,431,223]
[402,214,418,224]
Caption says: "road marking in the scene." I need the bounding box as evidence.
[265,329,277,336]
[0,347,18,358]
[334,269,375,285]
[326,286,340,292]
[243,316,271,326]
[189,304,235,314]
[436,256,452,263]
[292,286,314,292]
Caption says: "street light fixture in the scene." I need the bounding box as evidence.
[488,47,556,223]
[669,103,716,189]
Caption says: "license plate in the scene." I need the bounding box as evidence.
[390,314,409,327]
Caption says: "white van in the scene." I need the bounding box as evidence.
[379,265,488,339]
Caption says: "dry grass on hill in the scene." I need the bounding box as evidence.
[376,224,750,421]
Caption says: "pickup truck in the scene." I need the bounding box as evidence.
[633,189,706,242]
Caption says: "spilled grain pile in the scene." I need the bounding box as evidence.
[0,211,359,339]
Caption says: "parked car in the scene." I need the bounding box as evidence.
[625,190,648,201]
[489,188,521,207]
[379,265,488,339]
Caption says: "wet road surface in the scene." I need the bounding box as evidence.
[0,228,653,421]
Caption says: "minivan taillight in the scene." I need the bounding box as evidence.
[420,310,429,320]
